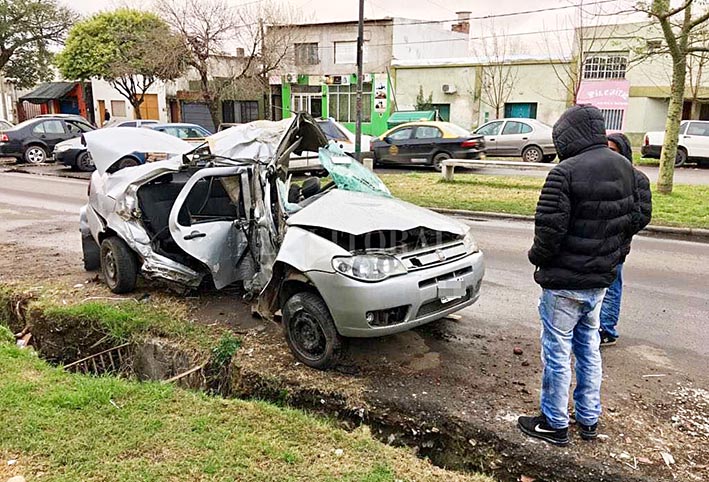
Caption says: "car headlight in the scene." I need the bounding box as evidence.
[54,144,71,153]
[463,228,480,254]
[332,254,407,282]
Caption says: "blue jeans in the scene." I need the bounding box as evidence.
[539,288,606,429]
[600,263,623,339]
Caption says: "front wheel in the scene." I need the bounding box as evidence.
[24,145,48,164]
[675,148,688,167]
[100,237,138,294]
[432,152,451,172]
[75,151,95,172]
[282,292,343,370]
[542,154,557,163]
[522,146,543,163]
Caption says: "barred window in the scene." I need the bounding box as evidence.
[328,83,372,123]
[582,55,628,80]
[600,108,624,131]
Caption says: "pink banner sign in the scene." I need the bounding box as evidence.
[577,79,630,109]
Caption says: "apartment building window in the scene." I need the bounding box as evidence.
[600,108,624,131]
[328,83,372,122]
[295,43,319,65]
[334,41,368,64]
[583,54,628,80]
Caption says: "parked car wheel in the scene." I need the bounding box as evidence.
[23,145,48,164]
[283,291,342,370]
[432,152,451,172]
[75,151,95,172]
[117,156,140,171]
[675,148,688,167]
[100,237,138,294]
[542,154,557,163]
[522,146,543,163]
[82,235,101,271]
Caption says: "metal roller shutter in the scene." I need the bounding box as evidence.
[181,102,215,133]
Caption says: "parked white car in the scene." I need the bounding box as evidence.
[642,120,709,167]
[79,114,485,369]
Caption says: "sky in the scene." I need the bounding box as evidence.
[62,0,642,56]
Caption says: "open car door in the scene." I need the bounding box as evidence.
[168,166,252,289]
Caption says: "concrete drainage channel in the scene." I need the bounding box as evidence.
[1,292,657,482]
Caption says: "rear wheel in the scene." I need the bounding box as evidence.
[283,292,342,370]
[522,146,543,163]
[100,237,138,294]
[23,145,47,164]
[675,148,688,167]
[75,151,95,172]
[432,152,451,172]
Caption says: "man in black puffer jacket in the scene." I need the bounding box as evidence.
[518,105,639,446]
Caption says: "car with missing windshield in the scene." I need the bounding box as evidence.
[473,118,556,162]
[371,121,485,171]
[80,114,485,369]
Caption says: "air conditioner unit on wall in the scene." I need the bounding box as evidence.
[442,83,457,94]
[285,73,298,84]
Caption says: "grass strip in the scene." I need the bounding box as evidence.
[381,172,709,229]
[0,342,491,482]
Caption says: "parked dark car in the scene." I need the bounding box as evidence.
[0,115,95,164]
[372,121,485,171]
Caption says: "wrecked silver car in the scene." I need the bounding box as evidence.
[80,114,485,369]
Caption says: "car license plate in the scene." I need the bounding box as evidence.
[438,278,466,303]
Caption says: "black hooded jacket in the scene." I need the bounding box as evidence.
[607,132,653,261]
[528,105,637,289]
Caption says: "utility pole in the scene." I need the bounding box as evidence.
[355,0,364,159]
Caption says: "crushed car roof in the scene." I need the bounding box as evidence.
[83,127,194,175]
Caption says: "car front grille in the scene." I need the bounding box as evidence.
[418,266,473,289]
[400,242,467,271]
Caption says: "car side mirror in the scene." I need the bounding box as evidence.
[383,136,392,144]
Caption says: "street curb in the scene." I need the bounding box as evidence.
[431,207,709,241]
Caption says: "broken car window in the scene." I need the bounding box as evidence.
[318,143,391,197]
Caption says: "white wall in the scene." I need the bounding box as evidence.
[90,79,168,122]
[625,96,668,134]
[392,19,470,61]
[394,65,478,129]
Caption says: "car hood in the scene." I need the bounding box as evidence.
[287,189,467,237]
[83,127,194,175]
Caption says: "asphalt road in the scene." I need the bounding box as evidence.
[1,171,707,374]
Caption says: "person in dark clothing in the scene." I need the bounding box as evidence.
[518,105,642,446]
[599,133,653,345]
[104,110,111,124]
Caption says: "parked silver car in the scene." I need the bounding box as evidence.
[80,114,485,369]
[474,118,556,162]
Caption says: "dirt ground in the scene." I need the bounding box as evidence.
[0,180,707,481]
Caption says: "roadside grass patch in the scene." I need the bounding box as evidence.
[381,172,709,229]
[0,343,491,482]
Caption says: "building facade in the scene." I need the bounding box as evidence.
[90,79,169,126]
[269,15,471,136]
[392,57,571,130]
[576,22,709,143]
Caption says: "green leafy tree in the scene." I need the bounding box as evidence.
[0,0,77,88]
[56,9,187,119]
[415,85,434,111]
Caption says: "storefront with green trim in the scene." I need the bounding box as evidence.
[277,73,392,136]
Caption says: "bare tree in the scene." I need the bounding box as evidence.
[156,0,301,127]
[541,1,620,104]
[472,28,519,119]
[686,27,709,119]
[633,0,709,194]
